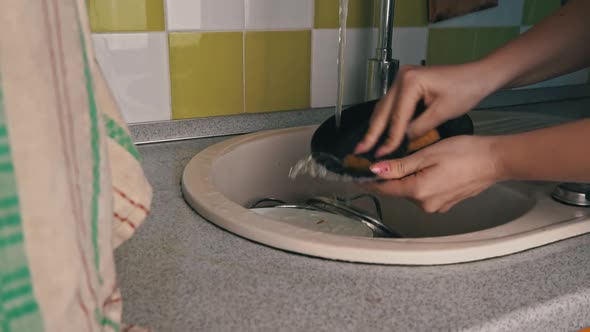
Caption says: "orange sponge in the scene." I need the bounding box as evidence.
[408,129,441,152]
[342,155,372,171]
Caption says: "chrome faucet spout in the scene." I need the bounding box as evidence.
[365,0,399,101]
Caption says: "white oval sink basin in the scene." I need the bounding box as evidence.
[182,111,590,265]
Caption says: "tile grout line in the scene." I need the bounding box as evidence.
[471,29,478,62]
[91,27,367,34]
[162,0,173,121]
[423,26,430,65]
[242,30,246,114]
[242,2,247,114]
[529,0,537,26]
[90,26,537,35]
[163,33,173,121]
[312,0,317,107]
[310,0,315,109]
[154,27,322,33]
[519,0,526,26]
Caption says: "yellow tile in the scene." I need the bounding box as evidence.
[245,31,311,113]
[314,0,376,29]
[314,0,337,28]
[169,32,244,119]
[393,0,428,27]
[348,0,376,28]
[88,0,165,32]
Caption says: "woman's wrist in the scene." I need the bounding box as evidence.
[488,135,512,182]
[467,57,512,95]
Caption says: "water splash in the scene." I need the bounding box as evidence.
[288,155,377,183]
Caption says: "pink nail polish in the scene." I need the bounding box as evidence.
[370,164,389,175]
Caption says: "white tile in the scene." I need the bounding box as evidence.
[430,0,524,27]
[167,0,245,31]
[245,0,313,29]
[519,68,589,89]
[311,29,338,108]
[392,27,428,66]
[311,29,377,108]
[92,33,171,123]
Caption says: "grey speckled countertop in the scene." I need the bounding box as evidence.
[116,99,590,332]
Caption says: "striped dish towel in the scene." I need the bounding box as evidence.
[0,0,152,331]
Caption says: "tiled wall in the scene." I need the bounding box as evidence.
[89,0,588,123]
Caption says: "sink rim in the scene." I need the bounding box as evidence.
[182,123,590,265]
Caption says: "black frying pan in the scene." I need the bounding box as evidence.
[310,99,474,179]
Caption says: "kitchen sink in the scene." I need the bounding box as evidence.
[182,111,590,265]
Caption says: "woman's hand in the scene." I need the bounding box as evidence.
[356,0,590,159]
[354,63,497,158]
[362,135,503,213]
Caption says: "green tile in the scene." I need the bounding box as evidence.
[522,0,561,25]
[427,27,519,66]
[314,0,376,29]
[88,0,165,32]
[394,0,428,27]
[427,28,477,65]
[473,27,520,59]
[372,0,381,28]
[169,32,244,119]
[245,31,311,113]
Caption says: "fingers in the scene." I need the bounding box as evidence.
[438,198,461,214]
[370,150,429,180]
[363,176,448,214]
[420,198,447,214]
[439,188,483,213]
[356,66,421,155]
[365,177,444,214]
[407,101,447,140]
[375,80,422,158]
[364,176,419,199]
[355,87,398,154]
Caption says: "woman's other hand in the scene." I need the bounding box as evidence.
[355,63,498,158]
[362,136,503,213]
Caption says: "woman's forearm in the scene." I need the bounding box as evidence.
[494,119,590,183]
[475,0,590,91]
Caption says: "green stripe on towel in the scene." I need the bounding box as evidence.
[103,114,141,161]
[79,30,103,284]
[0,75,43,331]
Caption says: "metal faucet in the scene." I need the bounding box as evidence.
[365,0,399,101]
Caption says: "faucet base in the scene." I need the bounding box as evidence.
[552,183,590,207]
[365,57,399,101]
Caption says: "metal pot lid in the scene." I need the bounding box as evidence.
[306,196,402,238]
[250,207,374,238]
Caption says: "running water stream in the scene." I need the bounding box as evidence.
[335,0,349,128]
[289,1,352,180]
